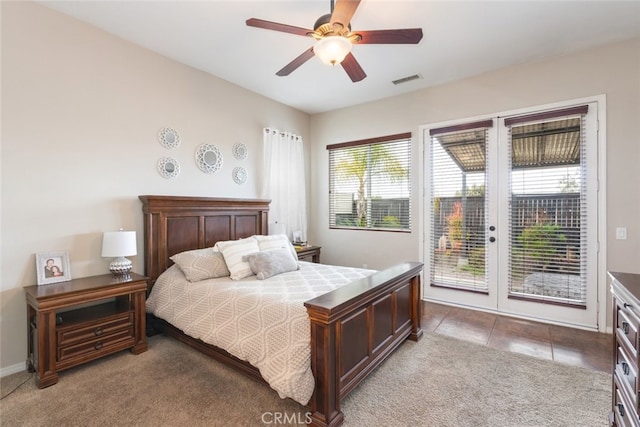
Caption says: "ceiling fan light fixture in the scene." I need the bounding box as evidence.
[314,36,352,65]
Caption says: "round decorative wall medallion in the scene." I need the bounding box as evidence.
[158,127,180,149]
[233,143,248,160]
[232,166,247,185]
[195,144,223,174]
[157,157,180,179]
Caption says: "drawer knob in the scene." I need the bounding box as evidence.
[623,321,630,335]
[94,342,103,350]
[617,403,625,417]
[624,302,632,309]
[622,361,630,375]
[94,327,103,336]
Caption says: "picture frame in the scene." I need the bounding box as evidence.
[36,250,72,286]
[292,230,303,244]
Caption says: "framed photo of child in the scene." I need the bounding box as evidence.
[36,250,72,285]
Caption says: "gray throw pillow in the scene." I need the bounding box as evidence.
[243,248,299,280]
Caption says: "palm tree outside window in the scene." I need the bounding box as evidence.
[327,132,412,231]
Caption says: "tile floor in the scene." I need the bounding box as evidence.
[422,301,612,373]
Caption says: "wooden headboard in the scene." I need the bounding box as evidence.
[139,195,270,288]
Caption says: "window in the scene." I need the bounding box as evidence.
[328,132,412,231]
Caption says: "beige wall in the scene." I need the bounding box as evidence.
[308,37,640,326]
[0,2,309,373]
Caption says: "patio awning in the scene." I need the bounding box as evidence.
[437,118,581,173]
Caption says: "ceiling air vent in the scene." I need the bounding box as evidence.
[392,74,423,85]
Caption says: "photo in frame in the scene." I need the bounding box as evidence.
[292,230,303,245]
[36,250,72,285]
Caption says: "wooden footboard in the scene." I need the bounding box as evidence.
[304,262,423,427]
[147,262,423,427]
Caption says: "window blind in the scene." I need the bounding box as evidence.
[429,121,493,291]
[327,133,411,231]
[506,107,588,305]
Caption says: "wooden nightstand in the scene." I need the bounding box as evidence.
[295,245,321,263]
[24,273,148,388]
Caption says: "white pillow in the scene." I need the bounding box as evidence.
[253,234,298,260]
[169,247,230,282]
[215,237,260,280]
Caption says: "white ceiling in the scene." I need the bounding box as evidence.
[39,1,640,114]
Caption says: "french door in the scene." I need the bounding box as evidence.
[423,102,600,329]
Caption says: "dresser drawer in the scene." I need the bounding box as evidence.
[617,346,639,409]
[617,307,639,355]
[57,312,134,347]
[615,377,640,427]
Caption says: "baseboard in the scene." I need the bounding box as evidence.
[1,362,26,377]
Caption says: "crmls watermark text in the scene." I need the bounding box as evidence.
[261,411,312,425]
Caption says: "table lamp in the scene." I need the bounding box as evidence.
[270,221,286,236]
[101,230,137,275]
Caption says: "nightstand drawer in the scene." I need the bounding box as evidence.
[57,311,134,347]
[58,329,135,363]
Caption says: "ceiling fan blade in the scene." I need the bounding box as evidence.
[276,47,315,76]
[331,0,361,29]
[246,18,312,37]
[341,52,366,82]
[354,28,424,44]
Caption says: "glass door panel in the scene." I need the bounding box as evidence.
[496,106,598,328]
[507,117,585,304]
[430,130,488,290]
[425,121,498,310]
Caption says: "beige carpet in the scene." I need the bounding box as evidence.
[1,333,610,426]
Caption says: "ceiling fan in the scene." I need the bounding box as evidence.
[246,0,423,82]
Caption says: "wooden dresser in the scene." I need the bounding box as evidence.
[610,271,640,427]
[25,273,148,388]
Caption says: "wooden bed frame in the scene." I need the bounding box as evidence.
[139,195,423,427]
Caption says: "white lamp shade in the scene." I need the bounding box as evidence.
[101,231,137,257]
[314,36,352,65]
[270,222,286,236]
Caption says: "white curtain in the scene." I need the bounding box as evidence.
[262,128,307,242]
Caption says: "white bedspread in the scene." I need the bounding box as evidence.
[145,261,374,405]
